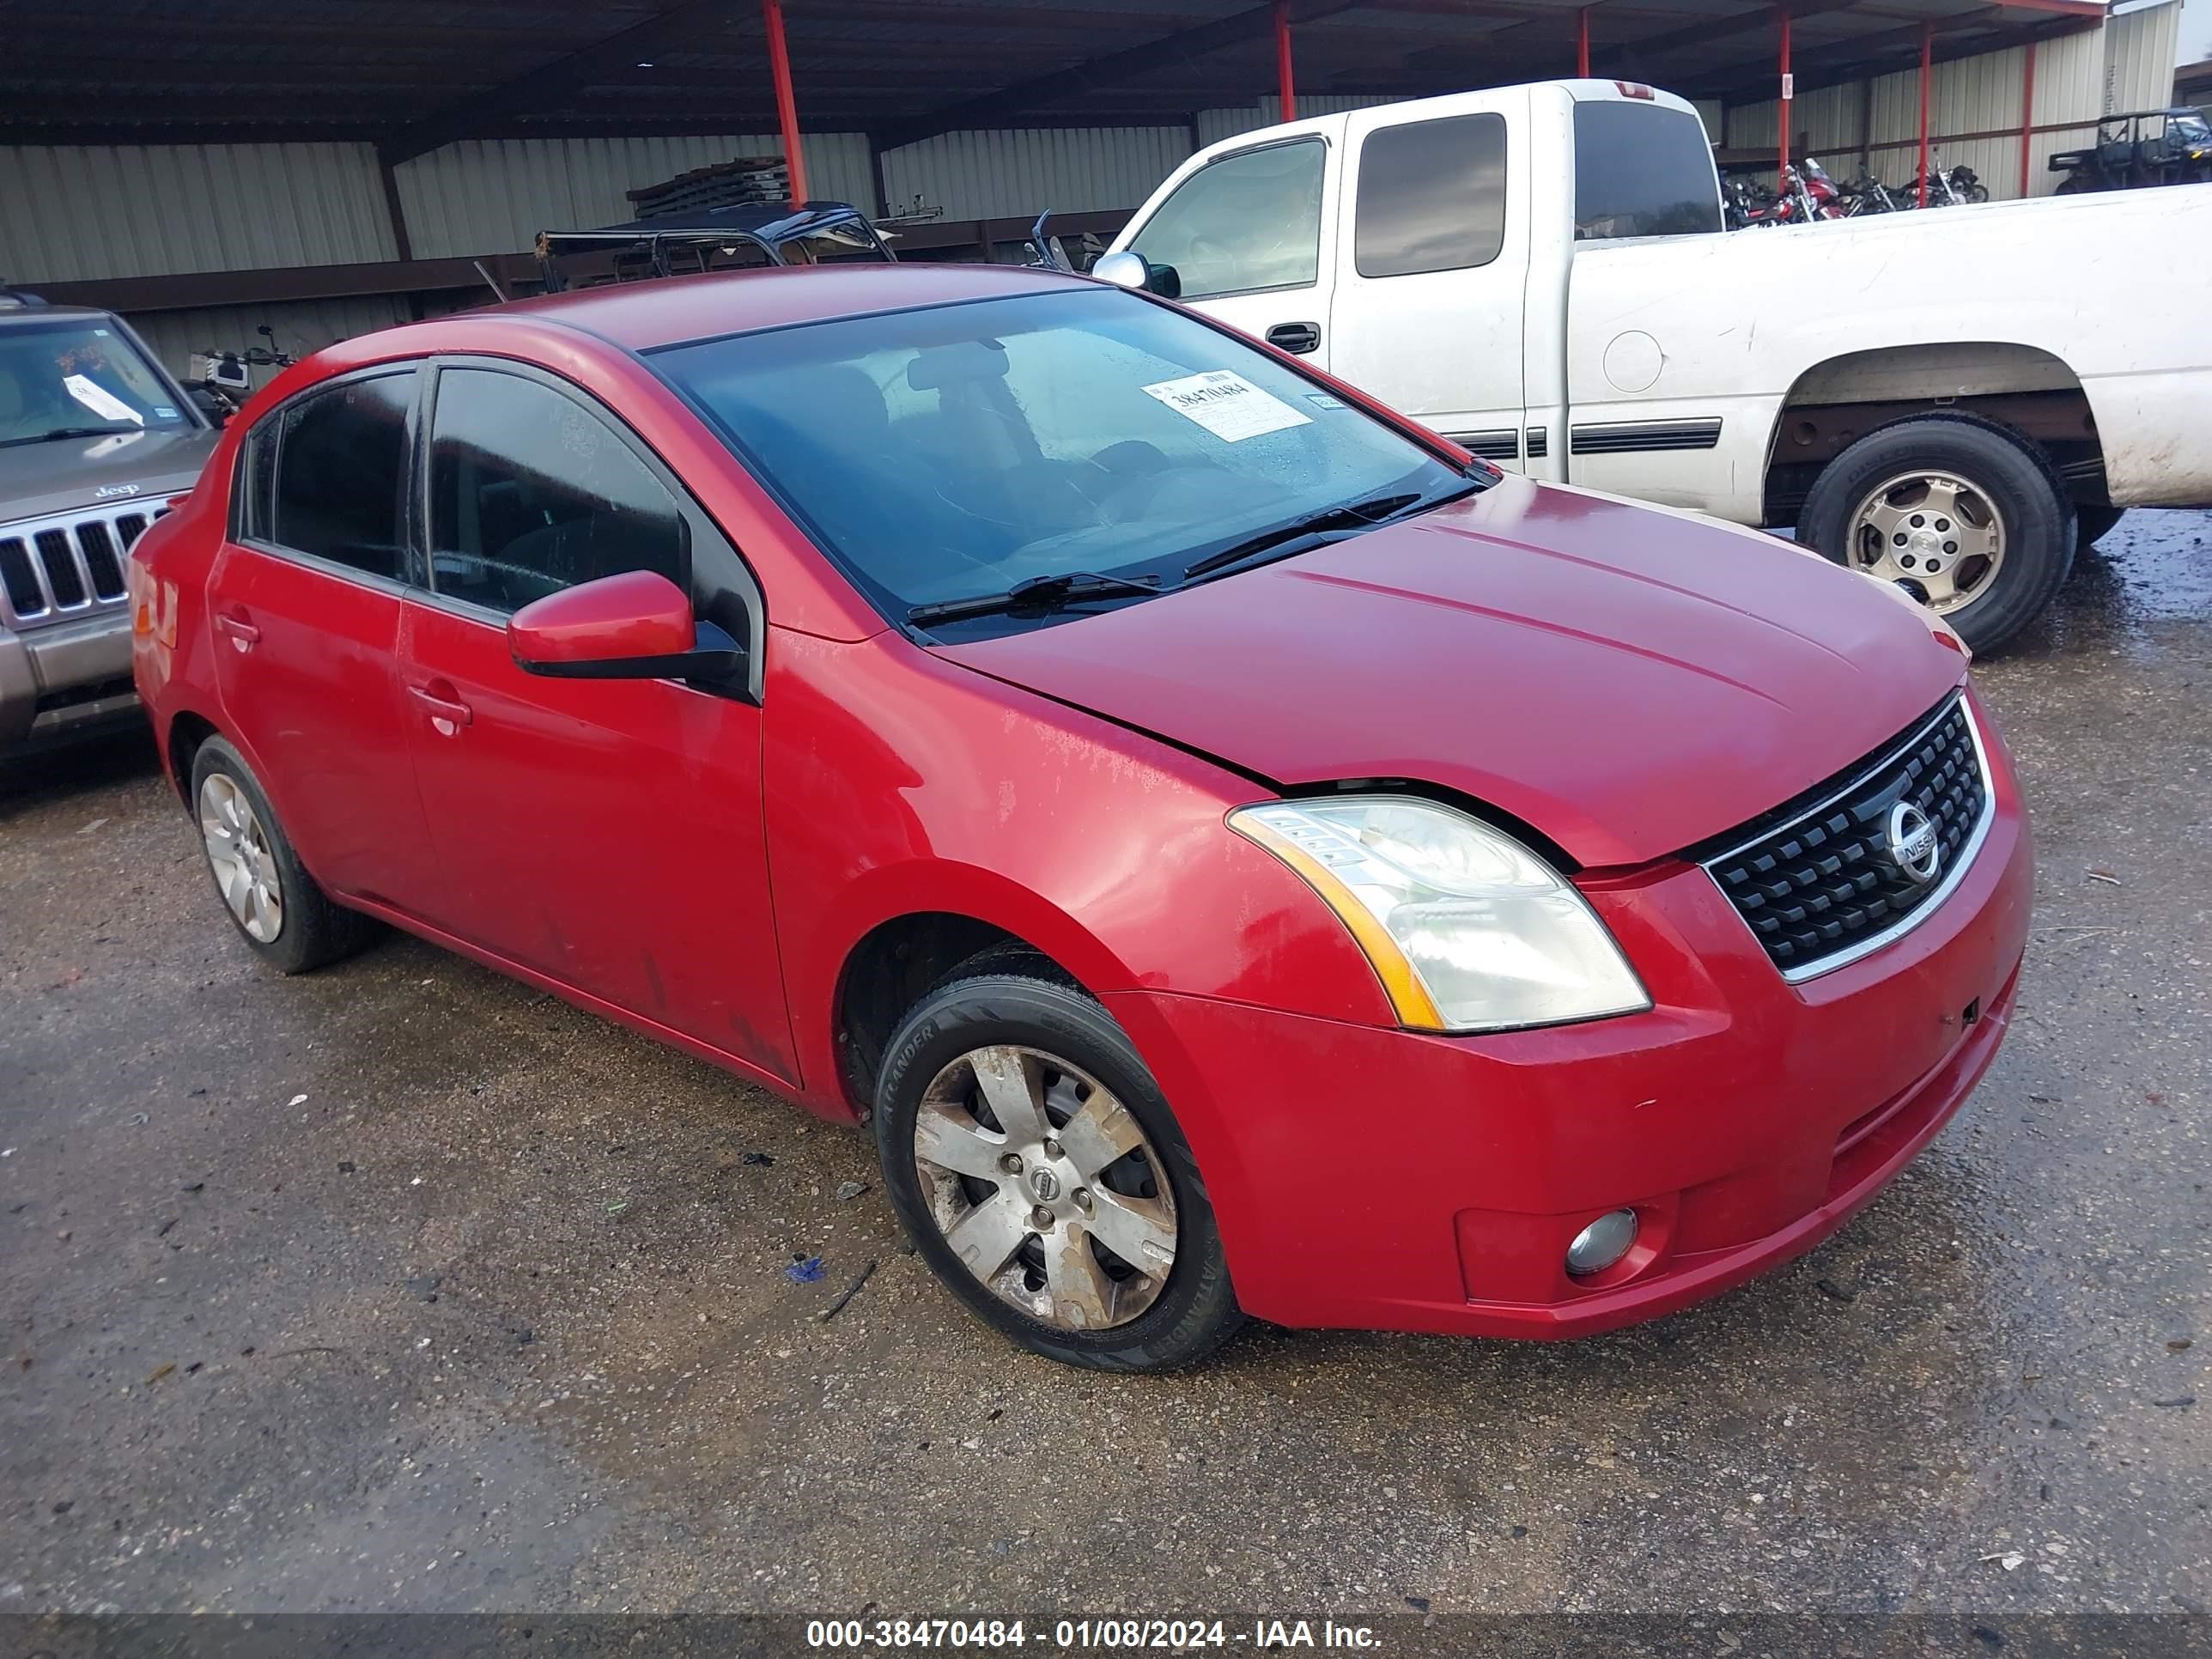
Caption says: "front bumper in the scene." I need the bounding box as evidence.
[1104,690,2034,1339]
[0,608,141,756]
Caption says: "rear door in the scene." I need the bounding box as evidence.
[1117,132,1341,367]
[1326,92,1532,470]
[394,360,796,1082]
[210,367,440,910]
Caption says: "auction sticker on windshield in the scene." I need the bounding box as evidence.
[1141,370,1311,443]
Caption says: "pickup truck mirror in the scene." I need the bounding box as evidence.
[1092,251,1181,300]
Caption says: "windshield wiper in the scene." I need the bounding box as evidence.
[1182,482,1481,582]
[0,423,144,449]
[908,570,1164,629]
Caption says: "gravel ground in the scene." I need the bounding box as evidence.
[2,514,2206,1620]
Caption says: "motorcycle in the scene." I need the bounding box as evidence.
[1898,160,1988,207]
[184,326,295,423]
[1838,169,1900,215]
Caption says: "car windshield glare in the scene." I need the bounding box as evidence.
[0,320,191,447]
[650,288,1465,632]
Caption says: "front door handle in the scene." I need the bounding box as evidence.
[214,613,260,652]
[1266,321,1322,355]
[408,682,473,734]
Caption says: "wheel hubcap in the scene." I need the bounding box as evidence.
[198,774,284,943]
[912,1044,1177,1333]
[1845,471,2007,616]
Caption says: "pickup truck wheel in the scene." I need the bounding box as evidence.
[189,737,375,975]
[1802,413,2074,656]
[874,969,1243,1371]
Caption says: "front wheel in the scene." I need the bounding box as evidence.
[873,967,1243,1371]
[1801,412,2075,656]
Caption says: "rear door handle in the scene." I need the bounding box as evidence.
[1266,321,1322,355]
[214,613,259,652]
[408,683,473,733]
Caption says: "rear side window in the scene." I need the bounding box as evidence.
[234,417,278,542]
[269,372,415,579]
[1572,101,1724,240]
[427,368,686,616]
[1127,139,1326,301]
[1354,114,1508,278]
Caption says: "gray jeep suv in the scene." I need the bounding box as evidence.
[2,292,219,757]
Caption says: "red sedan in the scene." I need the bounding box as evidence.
[129,264,2032,1370]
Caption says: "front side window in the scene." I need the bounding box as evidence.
[427,368,686,615]
[1572,100,1724,240]
[270,372,415,580]
[653,288,1471,636]
[1354,113,1509,278]
[0,318,193,448]
[1127,139,1326,300]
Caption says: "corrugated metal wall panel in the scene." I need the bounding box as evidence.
[130,297,416,383]
[392,131,876,258]
[2105,1,2181,112]
[1195,94,1398,147]
[877,126,1192,222]
[0,142,396,283]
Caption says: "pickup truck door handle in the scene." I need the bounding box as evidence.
[1267,321,1322,356]
[213,613,260,652]
[407,682,474,734]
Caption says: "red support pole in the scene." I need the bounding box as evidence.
[1777,6,1792,189]
[763,0,808,204]
[1577,6,1591,77]
[1274,0,1296,122]
[1917,19,1933,207]
[2019,40,2036,199]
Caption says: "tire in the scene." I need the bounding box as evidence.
[189,736,376,975]
[2054,174,2096,196]
[2075,503,2124,550]
[1800,411,2075,657]
[873,967,1243,1371]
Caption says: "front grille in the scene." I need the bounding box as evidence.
[1697,694,1991,980]
[0,501,172,630]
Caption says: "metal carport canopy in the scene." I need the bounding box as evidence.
[6,0,2106,155]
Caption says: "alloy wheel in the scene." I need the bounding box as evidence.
[911,1044,1177,1332]
[198,773,284,943]
[1845,471,2007,615]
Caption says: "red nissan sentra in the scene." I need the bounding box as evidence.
[129,264,2032,1370]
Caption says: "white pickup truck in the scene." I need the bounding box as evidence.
[1098,80,2212,653]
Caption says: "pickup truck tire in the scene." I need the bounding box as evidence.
[1801,411,2075,657]
[189,736,376,975]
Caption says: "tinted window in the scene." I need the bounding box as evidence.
[654,288,1467,637]
[428,368,685,615]
[1573,101,1723,240]
[1355,114,1508,278]
[236,416,278,542]
[270,373,414,579]
[1127,140,1325,300]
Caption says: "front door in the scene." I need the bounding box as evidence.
[210,366,440,911]
[1325,93,1532,470]
[394,361,796,1083]
[1119,132,1340,368]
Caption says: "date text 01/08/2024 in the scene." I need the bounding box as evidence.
[804,1620,1383,1649]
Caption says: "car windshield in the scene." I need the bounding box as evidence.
[2173,112,2210,143]
[652,287,1471,633]
[0,319,191,447]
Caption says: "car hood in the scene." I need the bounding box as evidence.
[932,477,1969,868]
[0,426,219,526]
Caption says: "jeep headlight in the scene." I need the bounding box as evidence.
[1230,797,1650,1033]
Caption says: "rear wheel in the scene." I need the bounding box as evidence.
[190,737,375,974]
[1802,412,2074,656]
[873,967,1242,1371]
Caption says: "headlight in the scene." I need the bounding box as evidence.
[1229,797,1650,1034]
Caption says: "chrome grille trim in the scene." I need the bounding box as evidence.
[0,501,171,630]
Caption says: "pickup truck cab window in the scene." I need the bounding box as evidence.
[426,366,688,616]
[1571,100,1723,240]
[1354,113,1508,278]
[1127,138,1326,300]
[269,370,416,580]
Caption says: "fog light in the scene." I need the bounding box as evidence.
[1565,1209,1638,1276]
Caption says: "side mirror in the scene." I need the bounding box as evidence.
[1091,251,1181,299]
[508,569,741,682]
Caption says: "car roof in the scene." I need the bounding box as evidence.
[490,260,1090,354]
[0,299,118,327]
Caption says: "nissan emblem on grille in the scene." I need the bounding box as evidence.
[1693,693,1992,981]
[1886,801,1942,883]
